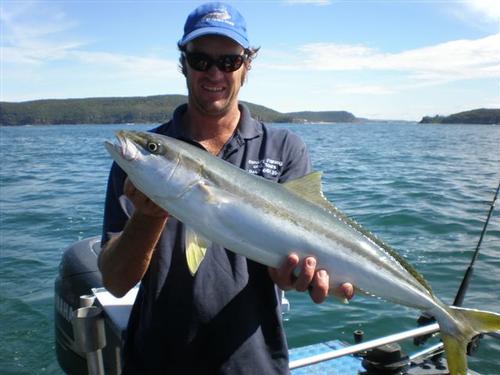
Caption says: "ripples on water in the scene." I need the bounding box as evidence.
[1,123,499,374]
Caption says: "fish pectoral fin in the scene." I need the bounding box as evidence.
[185,226,211,276]
[191,181,227,205]
[198,181,217,204]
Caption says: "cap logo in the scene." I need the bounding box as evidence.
[202,9,235,26]
[178,3,250,48]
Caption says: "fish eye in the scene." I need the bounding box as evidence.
[147,142,161,154]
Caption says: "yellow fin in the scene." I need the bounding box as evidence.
[441,334,468,375]
[440,306,500,375]
[185,227,210,276]
[282,172,334,211]
[449,306,500,333]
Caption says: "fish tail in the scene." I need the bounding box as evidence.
[439,306,500,375]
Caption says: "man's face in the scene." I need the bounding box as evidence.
[185,35,247,117]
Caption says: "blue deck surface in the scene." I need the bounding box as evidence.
[290,340,364,374]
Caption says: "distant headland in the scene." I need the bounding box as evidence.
[0,95,498,125]
[419,108,500,125]
[0,95,356,126]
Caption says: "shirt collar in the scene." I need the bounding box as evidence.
[164,103,263,141]
[237,103,263,140]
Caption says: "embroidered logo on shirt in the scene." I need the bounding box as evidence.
[247,158,283,178]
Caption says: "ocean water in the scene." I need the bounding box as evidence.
[0,122,499,374]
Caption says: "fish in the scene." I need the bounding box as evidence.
[105,130,500,375]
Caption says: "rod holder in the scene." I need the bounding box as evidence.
[80,294,96,308]
[72,305,106,375]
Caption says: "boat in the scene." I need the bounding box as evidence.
[54,236,488,375]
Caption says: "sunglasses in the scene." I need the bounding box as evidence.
[183,51,248,73]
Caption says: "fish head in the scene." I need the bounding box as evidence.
[104,130,185,203]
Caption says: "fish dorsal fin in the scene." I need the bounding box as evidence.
[283,172,434,296]
[185,226,211,276]
[282,172,335,212]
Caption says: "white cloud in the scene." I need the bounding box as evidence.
[463,0,500,22]
[270,34,500,86]
[446,0,500,31]
[0,1,181,101]
[0,1,82,63]
[72,51,179,81]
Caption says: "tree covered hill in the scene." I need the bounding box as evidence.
[285,110,356,123]
[0,95,187,126]
[0,95,358,125]
[419,108,500,125]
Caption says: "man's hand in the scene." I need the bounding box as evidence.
[99,178,169,298]
[124,178,168,219]
[268,253,354,304]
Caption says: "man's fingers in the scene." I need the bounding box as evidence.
[331,282,354,302]
[123,177,135,196]
[270,254,355,304]
[340,282,354,300]
[123,177,168,219]
[294,257,315,292]
[309,269,329,304]
[279,254,299,290]
[268,253,299,290]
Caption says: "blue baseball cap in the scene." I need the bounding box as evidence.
[178,2,250,49]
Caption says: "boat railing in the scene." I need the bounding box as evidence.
[289,323,440,369]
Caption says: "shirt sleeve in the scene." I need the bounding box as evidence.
[101,162,128,246]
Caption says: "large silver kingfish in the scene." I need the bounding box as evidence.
[105,130,500,375]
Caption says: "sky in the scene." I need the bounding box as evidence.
[1,0,499,121]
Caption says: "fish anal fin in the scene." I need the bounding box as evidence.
[185,227,211,276]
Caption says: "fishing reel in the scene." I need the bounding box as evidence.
[413,314,436,346]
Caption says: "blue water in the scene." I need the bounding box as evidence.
[1,123,499,374]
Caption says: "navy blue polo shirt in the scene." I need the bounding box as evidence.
[101,103,312,374]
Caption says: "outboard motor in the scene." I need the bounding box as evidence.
[54,237,124,375]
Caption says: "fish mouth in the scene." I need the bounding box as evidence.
[119,134,139,161]
[104,132,139,162]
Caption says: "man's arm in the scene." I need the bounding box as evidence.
[98,179,168,297]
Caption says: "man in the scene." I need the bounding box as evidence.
[99,3,353,374]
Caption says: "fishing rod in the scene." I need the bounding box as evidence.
[414,180,500,347]
[453,179,500,307]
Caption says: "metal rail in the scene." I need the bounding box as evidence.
[289,323,439,370]
[409,342,444,361]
